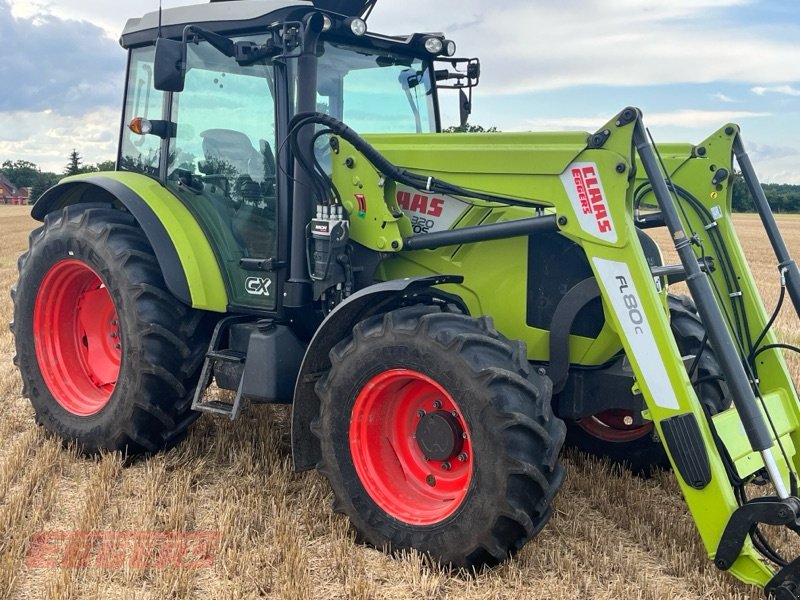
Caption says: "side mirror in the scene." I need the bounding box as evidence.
[154,38,187,92]
[459,89,471,128]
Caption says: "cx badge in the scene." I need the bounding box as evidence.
[245,277,272,297]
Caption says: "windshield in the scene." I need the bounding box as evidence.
[316,41,437,134]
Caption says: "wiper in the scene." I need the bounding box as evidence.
[184,26,236,57]
[183,25,281,66]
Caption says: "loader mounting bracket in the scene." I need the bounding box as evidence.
[715,496,800,571]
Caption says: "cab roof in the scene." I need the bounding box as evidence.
[120,0,310,48]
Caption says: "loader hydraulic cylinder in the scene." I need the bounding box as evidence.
[733,135,800,319]
[632,121,788,497]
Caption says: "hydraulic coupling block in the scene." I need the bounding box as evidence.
[309,204,352,304]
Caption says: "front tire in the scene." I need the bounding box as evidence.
[12,205,212,456]
[314,306,565,569]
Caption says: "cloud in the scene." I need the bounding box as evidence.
[752,85,800,97]
[752,154,800,185]
[0,0,798,183]
[0,108,119,171]
[0,0,125,114]
[369,1,800,95]
[10,1,800,98]
[711,93,736,103]
[9,0,189,37]
[746,142,799,162]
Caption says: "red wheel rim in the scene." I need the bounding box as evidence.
[577,409,653,443]
[349,369,473,525]
[33,259,121,416]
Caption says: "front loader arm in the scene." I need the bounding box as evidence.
[549,109,779,587]
[595,112,800,593]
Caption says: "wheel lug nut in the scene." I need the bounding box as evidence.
[451,410,457,417]
[623,416,634,426]
[110,320,118,326]
[462,432,467,439]
[441,462,451,471]
[115,344,121,349]
[433,400,442,409]
[426,475,436,486]
[457,452,468,462]
[110,332,118,338]
[417,410,426,418]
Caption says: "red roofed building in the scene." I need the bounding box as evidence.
[0,175,31,205]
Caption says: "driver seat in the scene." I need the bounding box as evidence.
[200,129,276,257]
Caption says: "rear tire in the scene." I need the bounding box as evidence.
[566,293,729,473]
[313,305,565,569]
[12,205,212,456]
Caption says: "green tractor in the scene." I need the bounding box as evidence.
[12,0,800,596]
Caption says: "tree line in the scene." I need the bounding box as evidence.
[1,150,114,201]
[731,172,800,213]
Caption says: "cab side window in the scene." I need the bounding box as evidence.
[167,44,278,259]
[120,46,165,177]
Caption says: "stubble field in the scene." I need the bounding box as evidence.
[0,205,797,600]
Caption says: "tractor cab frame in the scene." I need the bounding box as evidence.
[112,0,477,318]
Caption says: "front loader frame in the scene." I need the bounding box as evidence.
[316,106,800,595]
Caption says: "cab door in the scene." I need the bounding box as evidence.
[166,37,280,311]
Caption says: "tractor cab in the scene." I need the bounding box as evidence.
[118,0,477,312]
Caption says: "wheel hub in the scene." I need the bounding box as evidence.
[578,409,653,443]
[415,410,463,461]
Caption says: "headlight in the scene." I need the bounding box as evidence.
[424,37,444,54]
[346,17,367,36]
[444,40,457,57]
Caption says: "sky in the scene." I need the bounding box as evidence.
[1,0,800,183]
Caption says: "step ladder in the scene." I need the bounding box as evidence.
[191,316,252,420]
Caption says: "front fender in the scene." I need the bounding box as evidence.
[290,274,464,471]
[33,172,228,312]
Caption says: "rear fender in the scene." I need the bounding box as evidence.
[290,274,464,471]
[32,172,228,312]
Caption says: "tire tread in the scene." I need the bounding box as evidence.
[12,206,212,456]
